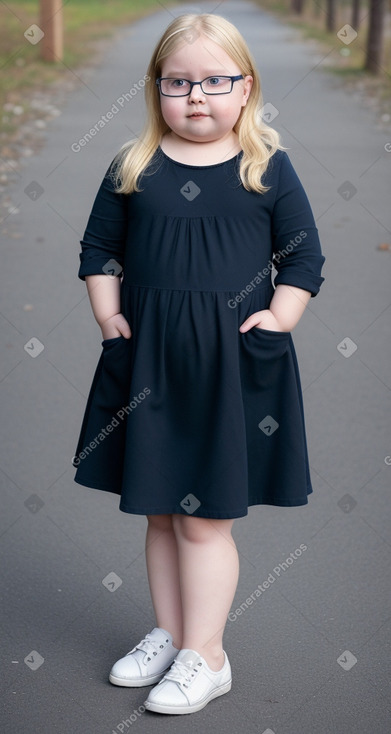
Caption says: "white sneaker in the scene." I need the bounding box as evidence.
[109,627,179,687]
[143,648,232,714]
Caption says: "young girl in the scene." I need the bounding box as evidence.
[73,12,325,715]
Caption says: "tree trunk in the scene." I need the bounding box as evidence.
[351,0,360,29]
[326,0,337,32]
[291,0,305,13]
[365,0,386,73]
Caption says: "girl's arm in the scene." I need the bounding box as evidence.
[239,284,311,333]
[85,275,131,340]
[239,150,325,334]
[79,158,131,341]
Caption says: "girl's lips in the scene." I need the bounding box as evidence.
[188,114,209,119]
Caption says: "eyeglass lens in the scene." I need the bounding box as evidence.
[160,76,233,95]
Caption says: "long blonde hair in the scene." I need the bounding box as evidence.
[111,13,287,195]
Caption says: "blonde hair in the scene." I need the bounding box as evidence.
[111,13,287,195]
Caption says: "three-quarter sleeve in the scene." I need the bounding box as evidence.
[77,159,128,281]
[271,151,325,297]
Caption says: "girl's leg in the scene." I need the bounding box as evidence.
[171,514,239,672]
[145,514,183,649]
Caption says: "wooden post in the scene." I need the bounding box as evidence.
[39,0,63,62]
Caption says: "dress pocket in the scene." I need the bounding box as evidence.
[101,335,127,347]
[73,334,134,490]
[239,326,292,390]
[99,334,133,391]
[245,326,291,360]
[253,326,290,336]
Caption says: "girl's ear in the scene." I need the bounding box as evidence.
[242,75,253,106]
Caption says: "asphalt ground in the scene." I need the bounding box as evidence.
[1,1,391,732]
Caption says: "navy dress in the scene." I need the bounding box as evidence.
[73,146,325,517]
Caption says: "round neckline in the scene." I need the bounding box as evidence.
[158,145,243,169]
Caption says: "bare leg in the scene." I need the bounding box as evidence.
[171,514,239,672]
[145,514,183,649]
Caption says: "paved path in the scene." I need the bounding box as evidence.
[1,2,390,732]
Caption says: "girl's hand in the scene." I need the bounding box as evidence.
[101,313,132,340]
[239,309,286,333]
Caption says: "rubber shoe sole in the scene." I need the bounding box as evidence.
[109,667,172,688]
[144,678,232,714]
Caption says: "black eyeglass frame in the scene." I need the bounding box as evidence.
[155,74,244,97]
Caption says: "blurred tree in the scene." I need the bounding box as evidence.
[352,0,360,29]
[291,0,304,11]
[365,0,386,72]
[326,0,336,32]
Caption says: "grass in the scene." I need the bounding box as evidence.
[0,0,182,143]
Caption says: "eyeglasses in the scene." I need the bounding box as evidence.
[155,75,244,97]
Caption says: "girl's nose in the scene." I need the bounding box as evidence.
[188,84,206,103]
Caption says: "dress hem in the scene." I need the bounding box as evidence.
[74,476,312,513]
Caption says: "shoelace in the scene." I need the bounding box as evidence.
[131,633,168,661]
[163,658,202,687]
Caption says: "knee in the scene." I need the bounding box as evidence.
[172,514,224,544]
[146,514,173,532]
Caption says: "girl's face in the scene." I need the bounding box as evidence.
[158,34,253,145]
